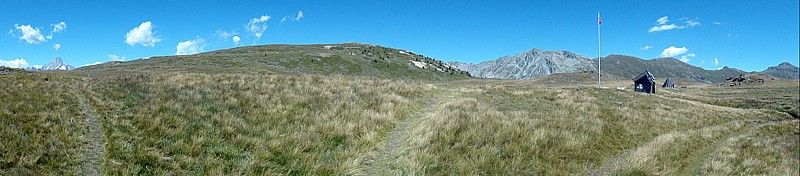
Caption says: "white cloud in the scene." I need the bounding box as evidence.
[656,16,669,25]
[82,61,104,67]
[53,43,61,50]
[700,59,705,66]
[13,24,46,44]
[680,53,695,63]
[712,21,722,25]
[281,11,305,23]
[232,36,241,45]
[296,11,304,21]
[107,54,126,61]
[639,45,653,51]
[176,37,205,55]
[215,30,236,40]
[648,16,699,33]
[125,21,161,47]
[660,46,689,57]
[247,15,270,41]
[52,22,67,33]
[648,24,684,32]
[0,58,29,68]
[714,57,719,65]
[686,20,700,27]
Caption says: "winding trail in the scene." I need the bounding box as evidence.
[69,80,105,176]
[362,86,460,175]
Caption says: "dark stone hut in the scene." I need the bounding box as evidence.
[662,78,676,88]
[633,71,656,94]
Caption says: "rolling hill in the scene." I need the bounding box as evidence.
[79,43,471,80]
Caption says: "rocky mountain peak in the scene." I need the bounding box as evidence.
[39,57,75,70]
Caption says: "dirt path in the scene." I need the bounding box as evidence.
[70,80,105,176]
[362,87,460,175]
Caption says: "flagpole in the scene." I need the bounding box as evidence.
[597,11,601,88]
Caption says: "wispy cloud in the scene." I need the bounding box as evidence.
[714,57,719,65]
[680,53,695,63]
[247,15,270,41]
[639,45,653,51]
[107,54,126,61]
[125,21,161,47]
[281,11,304,23]
[648,16,700,33]
[82,61,104,67]
[712,21,722,25]
[53,43,61,50]
[656,16,669,25]
[46,21,67,40]
[660,46,689,57]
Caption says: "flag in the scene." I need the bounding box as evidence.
[598,12,602,24]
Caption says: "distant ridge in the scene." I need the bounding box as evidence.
[450,48,750,83]
[761,62,799,79]
[449,48,595,80]
[599,54,746,83]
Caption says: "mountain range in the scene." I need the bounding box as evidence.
[449,49,594,80]
[26,57,74,71]
[450,48,798,83]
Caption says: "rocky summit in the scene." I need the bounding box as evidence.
[449,48,594,80]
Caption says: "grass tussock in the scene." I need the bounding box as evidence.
[392,86,793,175]
[701,120,800,175]
[89,73,432,175]
[0,73,85,175]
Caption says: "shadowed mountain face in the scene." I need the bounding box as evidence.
[762,62,799,79]
[598,54,746,83]
[78,43,471,81]
[449,48,595,80]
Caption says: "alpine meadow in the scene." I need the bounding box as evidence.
[2,1,799,175]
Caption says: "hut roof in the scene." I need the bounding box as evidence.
[632,71,655,82]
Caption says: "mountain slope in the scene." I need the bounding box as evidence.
[79,43,471,80]
[450,48,594,80]
[599,55,746,83]
[761,62,799,79]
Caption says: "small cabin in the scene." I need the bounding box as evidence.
[662,78,676,88]
[633,71,656,94]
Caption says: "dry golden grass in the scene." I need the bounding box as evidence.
[384,85,796,175]
[2,70,797,175]
[0,72,86,175]
[87,73,433,175]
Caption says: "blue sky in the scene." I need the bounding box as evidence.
[1,0,798,71]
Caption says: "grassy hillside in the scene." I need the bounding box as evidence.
[77,43,471,81]
[1,72,86,175]
[3,49,798,175]
[599,55,746,83]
